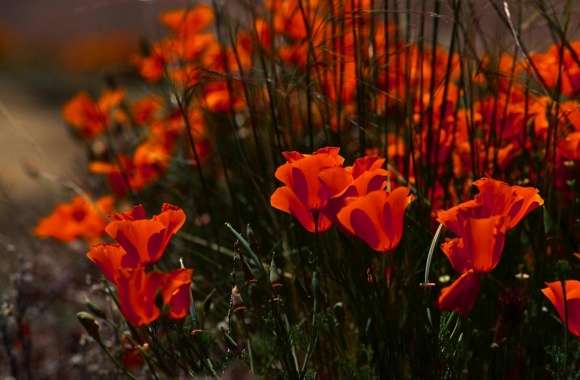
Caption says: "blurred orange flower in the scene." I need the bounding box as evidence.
[63,90,125,138]
[160,5,214,37]
[35,195,114,243]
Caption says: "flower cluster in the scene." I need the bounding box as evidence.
[271,147,412,253]
[435,178,544,315]
[87,204,192,327]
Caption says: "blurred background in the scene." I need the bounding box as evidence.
[0,0,186,233]
[0,2,184,378]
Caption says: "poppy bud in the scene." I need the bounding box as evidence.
[77,312,100,340]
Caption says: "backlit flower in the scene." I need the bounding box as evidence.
[541,280,580,337]
[436,178,544,315]
[63,90,125,138]
[105,204,186,267]
[336,187,412,253]
[270,147,345,232]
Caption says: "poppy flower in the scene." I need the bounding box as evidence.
[436,178,544,315]
[86,204,192,327]
[105,203,186,267]
[87,250,192,326]
[336,187,413,253]
[63,90,125,138]
[541,280,580,337]
[437,178,544,234]
[271,147,346,233]
[35,195,114,243]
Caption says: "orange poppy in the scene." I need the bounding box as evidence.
[105,204,186,267]
[541,280,580,337]
[132,95,163,125]
[86,204,192,327]
[437,178,544,233]
[160,5,214,37]
[436,178,543,315]
[336,187,412,253]
[35,195,114,243]
[271,147,345,232]
[440,215,507,274]
[63,90,125,138]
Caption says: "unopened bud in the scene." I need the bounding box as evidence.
[77,312,100,340]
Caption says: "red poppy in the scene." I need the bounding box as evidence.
[541,280,580,337]
[105,204,186,267]
[271,147,345,232]
[336,187,412,253]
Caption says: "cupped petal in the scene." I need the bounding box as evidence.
[106,220,166,267]
[542,280,580,337]
[271,186,317,232]
[161,268,193,320]
[464,216,506,273]
[351,156,385,178]
[337,191,388,252]
[440,237,471,274]
[382,187,412,250]
[506,186,544,229]
[437,270,481,316]
[116,268,163,327]
[86,243,127,284]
